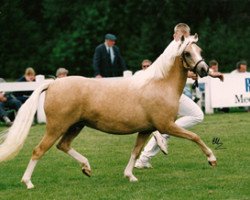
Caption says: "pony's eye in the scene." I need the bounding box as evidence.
[184,52,191,57]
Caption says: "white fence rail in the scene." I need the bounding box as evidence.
[0,75,52,123]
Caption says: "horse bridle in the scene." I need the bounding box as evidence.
[181,42,205,73]
[181,43,209,88]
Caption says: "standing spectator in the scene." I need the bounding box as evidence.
[93,33,127,78]
[231,60,248,74]
[0,78,22,126]
[56,68,68,78]
[14,67,36,103]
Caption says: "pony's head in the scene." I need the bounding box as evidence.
[178,34,209,78]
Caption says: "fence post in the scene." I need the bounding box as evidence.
[204,77,214,114]
[36,75,46,123]
[123,70,133,77]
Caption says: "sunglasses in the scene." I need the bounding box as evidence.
[142,65,150,68]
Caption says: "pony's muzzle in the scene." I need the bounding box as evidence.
[197,62,209,78]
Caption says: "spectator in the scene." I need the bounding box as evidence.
[231,60,249,112]
[0,78,22,126]
[134,59,152,75]
[207,60,229,113]
[209,59,219,72]
[231,60,248,74]
[198,59,220,93]
[56,68,69,78]
[93,33,127,78]
[14,67,36,103]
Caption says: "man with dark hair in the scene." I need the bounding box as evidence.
[231,60,248,73]
[93,33,127,78]
[230,60,249,112]
[209,60,219,72]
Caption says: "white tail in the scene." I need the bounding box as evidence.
[0,82,50,162]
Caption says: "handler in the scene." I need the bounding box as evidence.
[135,23,224,168]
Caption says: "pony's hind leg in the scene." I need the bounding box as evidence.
[161,122,216,166]
[56,123,91,177]
[21,132,62,189]
[124,131,151,182]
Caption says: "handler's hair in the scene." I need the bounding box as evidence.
[174,23,190,35]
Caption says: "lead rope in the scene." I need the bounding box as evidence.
[192,78,199,89]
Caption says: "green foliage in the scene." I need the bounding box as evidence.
[0,0,249,78]
[0,113,249,199]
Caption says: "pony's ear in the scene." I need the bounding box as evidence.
[194,33,198,39]
[181,35,185,42]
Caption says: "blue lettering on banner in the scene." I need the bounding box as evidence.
[246,78,250,92]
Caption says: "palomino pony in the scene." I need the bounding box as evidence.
[0,34,216,189]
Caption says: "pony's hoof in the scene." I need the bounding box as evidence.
[124,174,138,182]
[129,176,138,182]
[208,160,217,167]
[153,132,168,155]
[82,166,91,177]
[21,179,35,189]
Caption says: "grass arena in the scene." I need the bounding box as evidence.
[0,112,249,199]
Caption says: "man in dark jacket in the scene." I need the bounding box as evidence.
[93,33,127,78]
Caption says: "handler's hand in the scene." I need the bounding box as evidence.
[209,71,224,82]
[187,71,198,80]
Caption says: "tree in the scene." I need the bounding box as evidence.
[0,0,249,78]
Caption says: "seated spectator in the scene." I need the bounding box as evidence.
[197,59,219,94]
[0,78,22,126]
[231,60,248,74]
[134,59,152,75]
[231,60,249,112]
[14,67,36,103]
[207,60,229,113]
[56,68,69,78]
[209,59,219,72]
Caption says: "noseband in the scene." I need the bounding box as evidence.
[181,43,209,88]
[181,42,205,73]
[181,51,205,73]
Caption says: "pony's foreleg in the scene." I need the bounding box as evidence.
[124,132,151,182]
[56,124,91,177]
[67,149,91,177]
[163,122,216,166]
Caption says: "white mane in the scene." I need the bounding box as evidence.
[132,35,197,87]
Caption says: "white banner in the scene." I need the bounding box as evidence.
[210,73,250,108]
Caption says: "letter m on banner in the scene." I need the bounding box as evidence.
[246,78,250,92]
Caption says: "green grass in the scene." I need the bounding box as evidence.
[0,113,249,200]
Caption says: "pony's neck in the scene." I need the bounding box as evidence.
[150,40,181,79]
[167,56,188,97]
[134,39,188,90]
